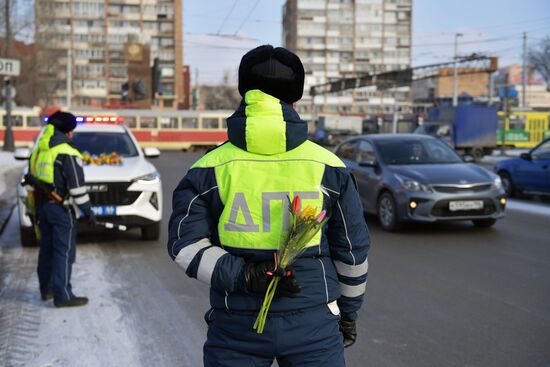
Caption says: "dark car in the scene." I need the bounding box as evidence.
[495,138,550,197]
[335,134,507,231]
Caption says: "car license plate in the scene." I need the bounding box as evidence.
[449,200,483,211]
[91,205,117,216]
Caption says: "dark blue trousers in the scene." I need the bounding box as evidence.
[37,201,77,303]
[203,305,345,367]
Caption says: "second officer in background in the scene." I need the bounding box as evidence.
[30,111,96,307]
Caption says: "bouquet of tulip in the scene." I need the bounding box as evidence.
[253,195,328,333]
[82,151,122,166]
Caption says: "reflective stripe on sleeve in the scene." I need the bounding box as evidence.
[340,281,367,298]
[74,194,90,205]
[174,238,211,272]
[197,246,227,284]
[70,186,88,196]
[334,258,368,278]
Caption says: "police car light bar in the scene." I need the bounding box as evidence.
[42,115,124,124]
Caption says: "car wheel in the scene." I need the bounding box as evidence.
[20,226,38,247]
[470,147,484,162]
[141,222,160,240]
[377,192,401,231]
[498,171,515,197]
[472,219,497,228]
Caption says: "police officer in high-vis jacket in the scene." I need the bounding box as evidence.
[168,45,370,366]
[30,111,95,307]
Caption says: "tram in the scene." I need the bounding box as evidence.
[0,107,232,150]
[497,111,550,148]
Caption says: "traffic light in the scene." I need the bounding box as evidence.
[151,57,161,98]
[121,82,129,101]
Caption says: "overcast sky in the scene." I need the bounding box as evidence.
[184,0,550,85]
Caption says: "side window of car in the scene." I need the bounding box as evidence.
[337,141,358,161]
[532,141,550,160]
[357,140,376,163]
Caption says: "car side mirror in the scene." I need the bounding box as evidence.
[462,155,475,163]
[359,158,377,167]
[143,147,161,158]
[520,152,531,160]
[14,147,31,160]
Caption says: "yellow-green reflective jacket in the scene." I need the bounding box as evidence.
[29,126,91,212]
[31,130,82,184]
[168,90,370,319]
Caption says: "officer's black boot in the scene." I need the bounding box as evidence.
[41,292,54,301]
[54,296,89,308]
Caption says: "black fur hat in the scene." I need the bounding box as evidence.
[238,45,305,104]
[48,111,77,133]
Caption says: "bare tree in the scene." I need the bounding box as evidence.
[528,36,550,91]
[0,0,38,107]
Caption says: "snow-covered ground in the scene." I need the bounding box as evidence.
[0,207,206,367]
[0,219,145,367]
[481,148,530,164]
[0,151,25,198]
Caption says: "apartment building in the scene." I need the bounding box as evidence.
[283,0,412,117]
[35,0,183,109]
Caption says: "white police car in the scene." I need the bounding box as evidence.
[16,121,162,246]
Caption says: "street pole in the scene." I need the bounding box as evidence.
[392,85,398,134]
[66,48,72,110]
[452,33,463,107]
[500,86,509,156]
[2,0,14,151]
[193,68,199,110]
[488,72,494,106]
[3,77,14,151]
[521,32,527,110]
[310,93,317,129]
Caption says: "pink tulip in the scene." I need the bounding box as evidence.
[292,196,301,215]
[316,210,326,223]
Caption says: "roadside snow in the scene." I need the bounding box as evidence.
[0,151,25,197]
[0,240,144,367]
[481,149,529,164]
[31,247,144,367]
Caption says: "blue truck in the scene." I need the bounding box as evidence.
[415,106,498,161]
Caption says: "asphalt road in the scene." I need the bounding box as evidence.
[1,151,549,367]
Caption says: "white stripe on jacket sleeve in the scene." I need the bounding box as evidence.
[174,238,211,272]
[70,186,88,196]
[340,281,367,298]
[333,258,368,278]
[74,194,90,205]
[197,247,227,284]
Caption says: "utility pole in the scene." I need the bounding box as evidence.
[500,85,510,156]
[488,72,494,106]
[392,85,398,134]
[66,48,72,109]
[192,68,200,110]
[452,33,463,107]
[2,0,14,151]
[310,91,317,128]
[522,32,527,110]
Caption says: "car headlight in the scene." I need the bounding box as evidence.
[492,176,502,190]
[395,174,432,193]
[134,172,160,184]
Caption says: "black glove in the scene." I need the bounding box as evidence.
[339,317,357,348]
[243,261,300,298]
[87,213,97,226]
